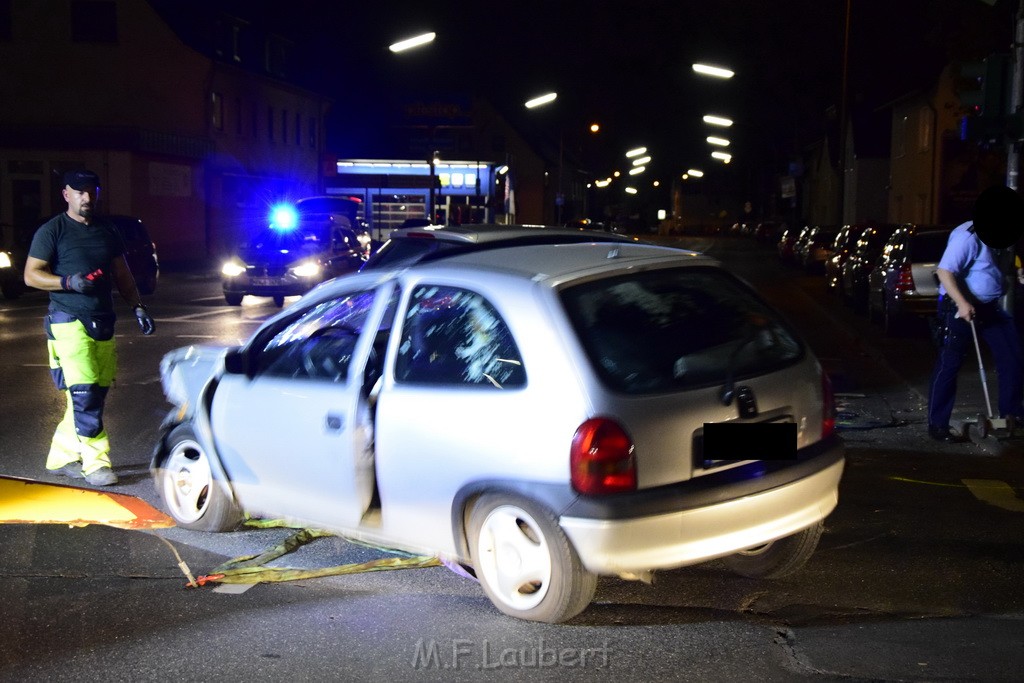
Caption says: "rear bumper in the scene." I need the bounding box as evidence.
[559,438,844,575]
[890,291,938,317]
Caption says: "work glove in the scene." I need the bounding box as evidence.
[134,304,156,336]
[61,272,97,294]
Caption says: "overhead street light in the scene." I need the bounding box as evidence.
[524,92,558,108]
[711,151,732,163]
[706,136,730,146]
[625,147,648,158]
[629,166,646,175]
[686,169,704,177]
[625,187,638,194]
[389,32,436,53]
[631,156,651,166]
[703,115,733,127]
[692,63,734,79]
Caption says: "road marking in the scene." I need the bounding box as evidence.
[888,476,963,488]
[962,479,1024,512]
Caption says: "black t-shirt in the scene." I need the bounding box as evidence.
[28,213,124,317]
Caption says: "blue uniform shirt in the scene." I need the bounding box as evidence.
[937,220,1005,303]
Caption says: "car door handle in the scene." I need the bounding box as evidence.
[325,414,345,431]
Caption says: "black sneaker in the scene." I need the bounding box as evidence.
[48,462,84,479]
[928,425,969,443]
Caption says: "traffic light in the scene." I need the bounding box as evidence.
[958,55,1011,143]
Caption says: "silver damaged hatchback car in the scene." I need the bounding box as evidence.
[154,241,844,623]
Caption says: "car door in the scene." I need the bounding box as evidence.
[209,282,395,528]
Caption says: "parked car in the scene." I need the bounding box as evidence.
[107,215,159,295]
[755,221,782,246]
[776,225,805,263]
[153,239,844,624]
[867,225,952,335]
[824,225,859,293]
[362,223,639,271]
[795,225,839,273]
[221,196,368,306]
[838,224,902,310]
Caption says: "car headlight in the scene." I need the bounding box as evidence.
[222,259,246,277]
[290,261,321,278]
[0,252,12,269]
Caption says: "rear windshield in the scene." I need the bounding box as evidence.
[363,238,450,270]
[911,232,950,262]
[561,267,803,394]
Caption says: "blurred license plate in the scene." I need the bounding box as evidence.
[702,422,797,461]
[250,277,278,286]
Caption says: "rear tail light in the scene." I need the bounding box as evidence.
[821,372,836,439]
[894,264,915,292]
[570,418,637,495]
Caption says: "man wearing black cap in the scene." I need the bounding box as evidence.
[927,185,1024,443]
[23,168,156,486]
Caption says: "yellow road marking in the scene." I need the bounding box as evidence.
[962,479,1024,513]
[888,476,964,488]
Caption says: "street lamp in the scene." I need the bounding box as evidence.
[703,115,733,127]
[389,32,436,53]
[692,63,735,79]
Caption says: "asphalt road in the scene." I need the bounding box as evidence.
[0,236,1021,682]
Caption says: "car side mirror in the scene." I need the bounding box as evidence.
[223,348,250,376]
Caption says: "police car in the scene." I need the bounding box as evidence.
[221,196,369,306]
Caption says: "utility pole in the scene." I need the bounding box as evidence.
[1007,0,1024,190]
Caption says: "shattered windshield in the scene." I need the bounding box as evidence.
[561,266,803,394]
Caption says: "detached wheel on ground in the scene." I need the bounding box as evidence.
[721,521,824,579]
[468,493,596,623]
[155,423,243,532]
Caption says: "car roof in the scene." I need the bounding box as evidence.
[334,242,709,294]
[385,223,639,244]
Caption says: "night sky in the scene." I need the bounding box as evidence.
[200,0,1015,181]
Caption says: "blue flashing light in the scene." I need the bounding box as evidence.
[270,204,299,231]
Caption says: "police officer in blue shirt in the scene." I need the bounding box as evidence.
[928,185,1024,442]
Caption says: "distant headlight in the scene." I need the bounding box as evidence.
[222,259,246,277]
[290,261,321,278]
[0,252,12,269]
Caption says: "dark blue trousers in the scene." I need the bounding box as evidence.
[928,299,1024,428]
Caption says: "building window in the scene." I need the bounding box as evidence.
[918,106,933,153]
[211,92,223,131]
[265,36,289,78]
[267,106,274,141]
[71,0,117,43]
[894,115,907,159]
[0,0,12,41]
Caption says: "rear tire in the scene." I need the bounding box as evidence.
[225,293,243,306]
[273,295,285,307]
[469,494,596,623]
[721,521,824,579]
[155,423,243,532]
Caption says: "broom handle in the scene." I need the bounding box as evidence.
[969,319,995,419]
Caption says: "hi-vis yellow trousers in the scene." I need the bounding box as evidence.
[45,319,116,475]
